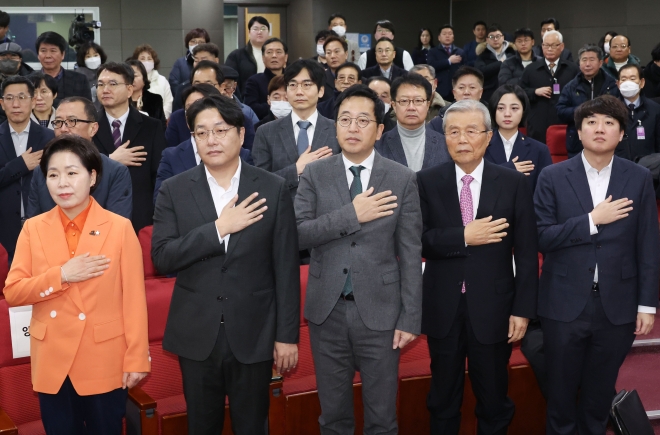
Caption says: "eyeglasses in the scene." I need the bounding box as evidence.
[251,26,269,33]
[287,81,315,91]
[97,81,127,89]
[52,118,95,129]
[337,115,377,129]
[189,38,206,45]
[336,76,357,83]
[454,85,481,92]
[488,34,503,40]
[610,44,628,50]
[35,90,53,97]
[192,80,218,86]
[445,129,490,139]
[375,28,393,35]
[376,48,393,54]
[193,127,235,141]
[542,43,562,49]
[395,98,428,106]
[2,94,32,103]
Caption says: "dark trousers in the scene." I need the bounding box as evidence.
[542,290,635,435]
[38,376,128,435]
[427,294,514,435]
[309,298,400,435]
[178,323,273,435]
[520,319,548,399]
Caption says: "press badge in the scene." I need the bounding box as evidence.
[553,82,560,94]
[637,124,646,140]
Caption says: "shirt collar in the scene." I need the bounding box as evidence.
[291,109,319,126]
[342,149,375,173]
[581,151,614,174]
[624,97,641,108]
[455,158,485,185]
[59,196,95,231]
[106,107,130,127]
[545,58,559,67]
[42,67,63,81]
[9,120,31,135]
[204,158,242,189]
[498,130,518,145]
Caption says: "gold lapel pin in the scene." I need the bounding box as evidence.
[89,231,100,236]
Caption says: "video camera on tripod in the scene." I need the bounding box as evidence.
[68,13,101,50]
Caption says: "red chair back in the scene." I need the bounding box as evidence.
[519,127,527,136]
[546,125,568,163]
[138,225,159,278]
[299,265,308,326]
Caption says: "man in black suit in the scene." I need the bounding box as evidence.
[93,62,165,232]
[427,25,466,102]
[35,32,92,104]
[244,38,288,120]
[534,96,658,435]
[152,95,300,435]
[417,99,538,435]
[361,38,408,82]
[0,76,54,262]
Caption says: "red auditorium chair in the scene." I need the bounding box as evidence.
[0,243,8,296]
[546,125,569,163]
[518,127,527,136]
[138,226,160,278]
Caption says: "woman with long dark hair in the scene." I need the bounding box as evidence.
[412,28,434,65]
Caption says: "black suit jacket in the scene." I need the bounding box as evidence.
[54,68,92,105]
[152,162,300,363]
[93,106,166,232]
[417,160,539,344]
[361,64,408,81]
[138,90,166,129]
[0,121,54,260]
[616,96,660,161]
[244,69,277,120]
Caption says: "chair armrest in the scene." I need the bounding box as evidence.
[0,408,18,435]
[128,387,157,410]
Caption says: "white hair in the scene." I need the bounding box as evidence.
[543,30,563,43]
[442,99,492,132]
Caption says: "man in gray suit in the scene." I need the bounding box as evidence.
[252,59,341,199]
[295,84,423,435]
[376,74,451,170]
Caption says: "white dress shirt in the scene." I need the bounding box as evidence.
[191,136,201,165]
[9,121,31,218]
[205,159,242,249]
[358,50,414,71]
[291,110,318,148]
[343,150,375,191]
[545,58,557,75]
[455,159,485,221]
[253,45,265,73]
[499,131,518,162]
[581,152,655,314]
[105,108,130,140]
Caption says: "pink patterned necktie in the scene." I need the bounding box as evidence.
[459,175,474,293]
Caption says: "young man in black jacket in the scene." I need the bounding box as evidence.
[475,25,516,103]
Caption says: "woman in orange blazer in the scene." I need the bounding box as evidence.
[4,134,150,434]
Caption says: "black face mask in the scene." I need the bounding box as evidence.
[0,59,19,75]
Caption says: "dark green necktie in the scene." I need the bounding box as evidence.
[342,165,365,296]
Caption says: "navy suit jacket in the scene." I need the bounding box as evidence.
[154,138,254,203]
[27,154,133,219]
[244,69,276,120]
[375,127,451,170]
[534,155,659,325]
[484,130,553,192]
[427,45,465,100]
[0,121,54,261]
[165,108,256,150]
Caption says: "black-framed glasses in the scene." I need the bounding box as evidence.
[337,115,377,129]
[52,119,95,129]
[394,98,428,106]
[193,127,235,141]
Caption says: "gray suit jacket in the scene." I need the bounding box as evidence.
[295,152,423,334]
[251,113,341,198]
[375,126,451,170]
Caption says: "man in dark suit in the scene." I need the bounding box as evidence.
[93,62,165,232]
[152,95,300,435]
[35,31,92,104]
[320,36,349,104]
[417,100,538,435]
[296,84,423,435]
[252,59,340,199]
[531,18,573,62]
[0,76,54,262]
[361,38,408,83]
[376,74,451,170]
[427,25,465,102]
[534,95,658,435]
[244,38,288,120]
[317,62,361,120]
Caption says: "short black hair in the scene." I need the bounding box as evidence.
[27,72,58,95]
[618,63,643,80]
[575,95,627,132]
[375,37,395,50]
[438,24,453,34]
[652,42,660,62]
[186,95,245,133]
[181,83,221,113]
[513,28,534,41]
[577,44,603,61]
[334,84,385,124]
[540,18,560,29]
[488,84,530,128]
[283,59,325,91]
[473,21,487,30]
[36,31,67,53]
[262,38,288,54]
[190,60,225,85]
[364,76,392,87]
[59,97,98,122]
[373,20,395,36]
[391,74,432,101]
[315,29,337,44]
[268,75,287,94]
[125,60,150,91]
[97,62,135,85]
[323,36,348,53]
[335,62,361,82]
[2,75,35,96]
[184,28,210,49]
[452,66,484,88]
[328,13,346,26]
[248,16,269,30]
[0,11,10,28]
[192,43,220,59]
[487,24,503,35]
[76,42,107,68]
[40,134,103,194]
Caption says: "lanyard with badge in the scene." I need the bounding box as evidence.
[552,78,560,95]
[637,120,645,140]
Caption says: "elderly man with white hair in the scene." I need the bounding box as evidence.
[519,29,579,144]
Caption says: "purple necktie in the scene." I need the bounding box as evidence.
[111,120,122,148]
[445,46,452,56]
[459,175,474,293]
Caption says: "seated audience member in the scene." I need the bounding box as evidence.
[531,18,573,61]
[643,42,660,99]
[126,59,166,128]
[75,41,106,102]
[358,20,414,70]
[557,44,619,157]
[321,36,349,102]
[615,64,660,161]
[218,65,259,124]
[602,35,640,79]
[365,76,397,133]
[28,96,132,220]
[244,38,288,120]
[463,21,487,67]
[318,62,361,120]
[169,28,209,90]
[361,38,408,81]
[36,31,91,103]
[499,28,540,86]
[410,64,446,121]
[475,24,516,103]
[0,42,33,78]
[255,75,289,130]
[313,29,336,66]
[226,16,270,95]
[28,72,57,130]
[327,13,359,62]
[428,66,486,133]
[427,24,465,102]
[412,28,434,65]
[598,31,617,62]
[486,84,552,192]
[132,44,173,118]
[376,74,450,170]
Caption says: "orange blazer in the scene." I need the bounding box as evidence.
[4,200,150,395]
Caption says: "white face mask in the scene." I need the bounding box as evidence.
[189,44,197,53]
[619,80,640,98]
[317,44,325,57]
[383,102,391,113]
[270,100,292,118]
[141,60,155,74]
[84,56,101,70]
[604,42,610,55]
[332,25,346,38]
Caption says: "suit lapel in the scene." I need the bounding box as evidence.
[75,200,113,258]
[223,164,259,262]
[27,121,45,151]
[435,163,464,227]
[180,139,197,169]
[311,115,334,151]
[0,122,16,161]
[332,155,352,206]
[367,152,386,193]
[510,134,531,161]
[565,156,595,214]
[386,129,408,166]
[95,114,116,155]
[475,161,501,219]
[605,157,630,200]
[122,107,143,144]
[278,115,299,163]
[487,132,508,163]
[189,164,220,224]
